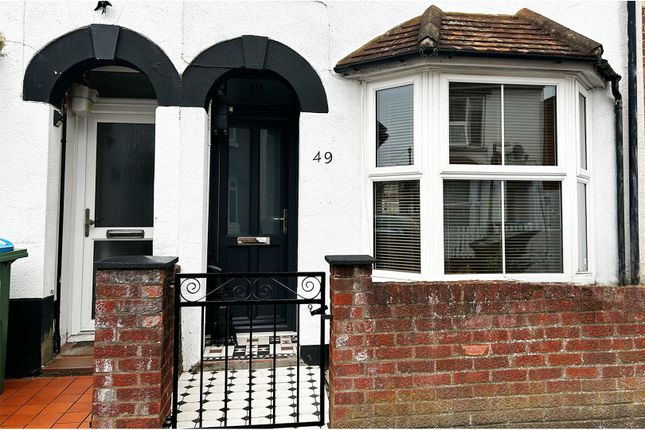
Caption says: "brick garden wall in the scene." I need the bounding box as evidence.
[92,261,176,428]
[328,263,645,428]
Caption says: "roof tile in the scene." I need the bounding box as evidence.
[336,6,603,71]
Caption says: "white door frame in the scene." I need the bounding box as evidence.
[61,98,156,342]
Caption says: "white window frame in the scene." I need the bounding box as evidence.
[367,75,423,177]
[366,75,425,280]
[574,83,594,282]
[364,70,593,283]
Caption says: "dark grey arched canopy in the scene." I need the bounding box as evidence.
[23,24,181,107]
[182,35,328,113]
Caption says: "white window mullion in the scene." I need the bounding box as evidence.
[501,84,505,166]
[420,71,432,278]
[429,70,444,278]
[501,180,506,275]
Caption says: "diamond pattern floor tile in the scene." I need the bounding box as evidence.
[175,365,325,427]
[203,333,298,362]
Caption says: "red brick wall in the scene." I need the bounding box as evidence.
[92,265,176,428]
[328,263,645,428]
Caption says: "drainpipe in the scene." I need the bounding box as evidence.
[627,1,640,285]
[53,101,67,353]
[597,59,627,286]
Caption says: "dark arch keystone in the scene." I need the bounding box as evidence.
[23,24,181,107]
[182,35,328,113]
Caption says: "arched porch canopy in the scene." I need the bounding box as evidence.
[23,24,181,108]
[182,35,328,113]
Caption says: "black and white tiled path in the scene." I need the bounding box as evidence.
[203,333,297,362]
[176,365,324,428]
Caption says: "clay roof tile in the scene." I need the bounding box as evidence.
[335,6,603,72]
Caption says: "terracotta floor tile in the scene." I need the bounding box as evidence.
[14,389,40,398]
[3,380,28,390]
[26,411,63,428]
[15,404,47,416]
[0,405,21,415]
[32,410,63,419]
[1,395,34,406]
[65,403,91,414]
[2,376,96,429]
[28,394,57,405]
[53,394,81,403]
[41,386,66,396]
[78,393,92,403]
[48,376,76,388]
[0,388,21,398]
[71,377,92,386]
[2,414,34,426]
[48,402,74,413]
[60,386,86,396]
[0,424,25,428]
[56,412,89,424]
[21,380,52,391]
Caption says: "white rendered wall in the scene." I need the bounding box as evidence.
[0,2,630,357]
[637,3,645,281]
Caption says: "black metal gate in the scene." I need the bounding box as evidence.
[172,272,326,428]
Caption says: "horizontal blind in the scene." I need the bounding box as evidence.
[444,180,502,274]
[449,82,502,165]
[504,181,562,273]
[376,85,414,167]
[374,181,420,272]
[504,85,557,166]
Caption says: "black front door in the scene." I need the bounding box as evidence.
[208,118,297,333]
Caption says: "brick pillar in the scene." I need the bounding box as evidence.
[325,255,376,429]
[92,256,178,429]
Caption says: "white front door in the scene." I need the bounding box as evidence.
[63,101,156,339]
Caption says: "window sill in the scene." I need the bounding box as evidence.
[372,270,594,284]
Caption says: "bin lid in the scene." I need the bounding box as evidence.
[0,248,28,263]
[0,238,13,253]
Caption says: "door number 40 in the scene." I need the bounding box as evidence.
[313,151,333,164]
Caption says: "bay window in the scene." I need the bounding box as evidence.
[368,72,592,281]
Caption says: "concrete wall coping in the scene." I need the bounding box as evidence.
[325,255,376,266]
[95,255,178,270]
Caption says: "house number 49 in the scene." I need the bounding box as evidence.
[313,151,333,164]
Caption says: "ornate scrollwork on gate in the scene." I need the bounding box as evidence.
[178,274,323,303]
[178,277,203,302]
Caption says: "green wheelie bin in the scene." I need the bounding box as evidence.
[0,248,28,394]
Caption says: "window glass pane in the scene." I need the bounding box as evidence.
[504,85,557,166]
[579,93,587,169]
[259,128,282,235]
[449,83,502,165]
[444,180,502,273]
[95,123,155,227]
[374,181,420,272]
[376,85,414,167]
[578,182,588,271]
[505,181,562,273]
[227,127,251,235]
